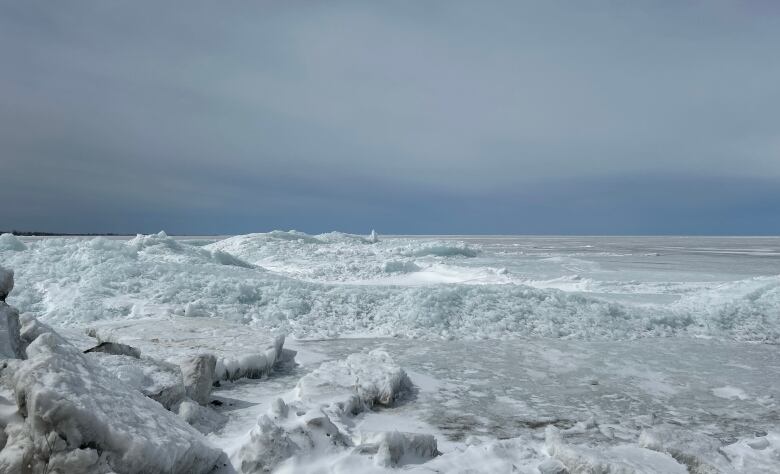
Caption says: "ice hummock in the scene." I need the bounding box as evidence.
[3,232,780,342]
[86,316,293,383]
[0,314,223,473]
[232,349,436,473]
[0,234,26,252]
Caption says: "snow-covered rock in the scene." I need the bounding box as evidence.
[181,353,217,405]
[0,266,13,301]
[0,315,222,473]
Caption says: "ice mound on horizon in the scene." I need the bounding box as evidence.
[0,234,26,252]
[128,230,253,268]
[408,243,477,258]
[0,314,223,474]
[207,231,480,282]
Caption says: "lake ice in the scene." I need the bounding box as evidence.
[1,232,778,472]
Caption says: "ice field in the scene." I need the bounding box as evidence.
[1,231,779,472]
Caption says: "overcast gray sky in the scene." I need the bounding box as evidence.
[1,1,779,234]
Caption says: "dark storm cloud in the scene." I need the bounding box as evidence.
[1,1,779,234]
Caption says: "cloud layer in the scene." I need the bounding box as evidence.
[2,1,779,234]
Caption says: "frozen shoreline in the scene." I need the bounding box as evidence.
[2,232,780,471]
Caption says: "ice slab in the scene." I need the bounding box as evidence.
[85,351,186,410]
[0,266,13,301]
[0,315,222,474]
[86,316,291,382]
[181,353,217,405]
[0,303,22,359]
[547,425,687,473]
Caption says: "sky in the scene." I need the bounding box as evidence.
[1,1,779,235]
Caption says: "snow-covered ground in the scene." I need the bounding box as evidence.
[1,231,779,472]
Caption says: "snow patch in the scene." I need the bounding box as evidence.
[711,385,749,400]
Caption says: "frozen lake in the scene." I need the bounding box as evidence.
[1,232,779,472]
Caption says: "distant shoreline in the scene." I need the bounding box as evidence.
[3,231,779,238]
[1,231,135,237]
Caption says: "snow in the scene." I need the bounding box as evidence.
[712,385,750,400]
